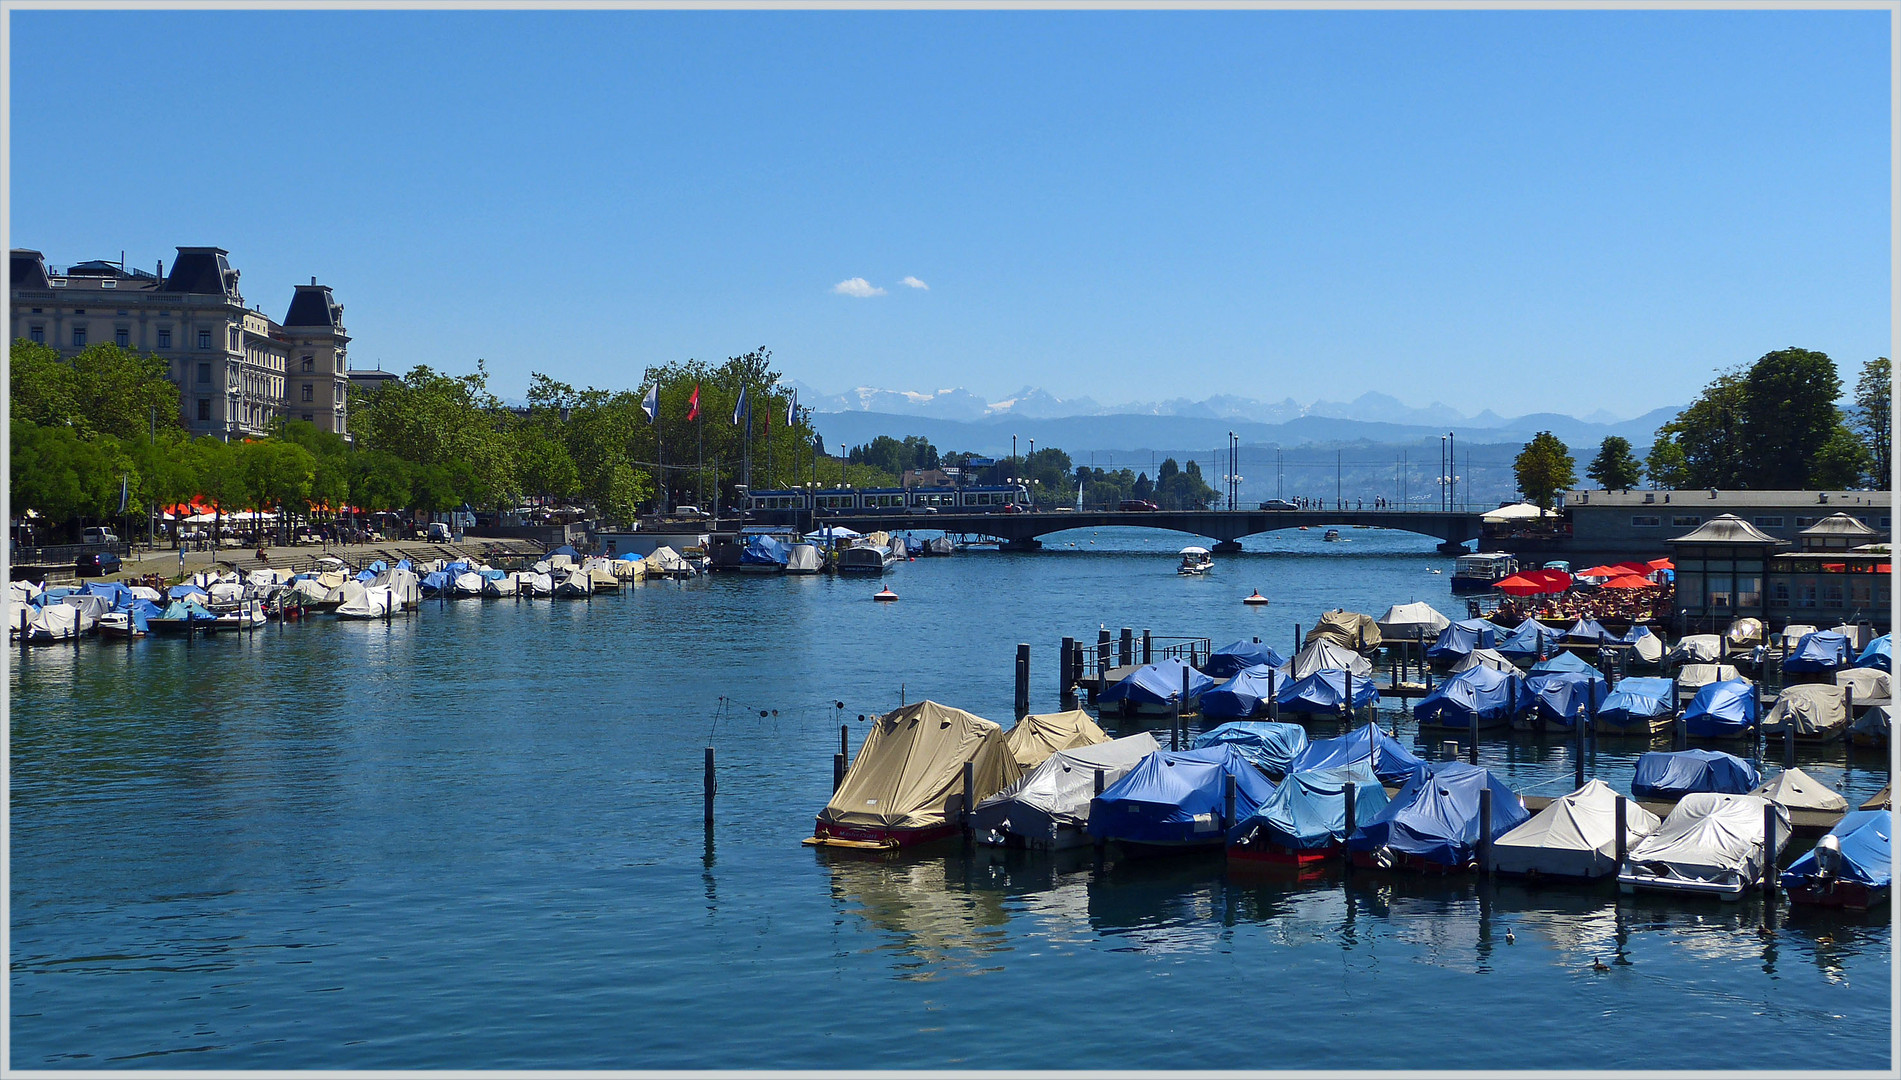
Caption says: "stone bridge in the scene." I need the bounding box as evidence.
[769,508,1486,554]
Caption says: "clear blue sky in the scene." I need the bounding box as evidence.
[9,9,1891,416]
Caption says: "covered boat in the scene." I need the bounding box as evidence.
[1203,640,1287,679]
[1854,634,1891,672]
[1492,779,1662,880]
[553,571,593,598]
[1850,703,1890,747]
[148,598,217,635]
[1620,625,1665,665]
[808,700,1019,849]
[1097,659,1217,717]
[336,584,398,620]
[1287,722,1428,788]
[1200,665,1283,720]
[1192,721,1309,777]
[1760,683,1849,740]
[738,533,792,572]
[1748,767,1848,813]
[1285,638,1373,680]
[1449,648,1516,674]
[1414,666,1526,731]
[1345,761,1529,871]
[1085,745,1275,854]
[1517,671,1608,731]
[1303,609,1382,653]
[1668,635,1723,665]
[644,546,695,578]
[1725,617,1766,651]
[970,732,1162,850]
[1528,650,1598,676]
[1426,618,1498,666]
[1780,809,1891,909]
[1619,793,1790,900]
[1375,601,1450,642]
[24,602,91,642]
[1834,667,1890,706]
[1563,618,1612,646]
[1495,618,1564,663]
[1596,676,1677,734]
[520,572,555,597]
[481,572,519,598]
[452,571,486,598]
[1783,630,1853,674]
[1002,709,1109,772]
[1630,749,1759,800]
[1273,668,1380,719]
[785,543,823,574]
[1677,663,1745,695]
[1228,759,1391,867]
[1681,679,1759,739]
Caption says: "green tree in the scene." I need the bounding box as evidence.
[1852,356,1891,485]
[1644,436,1691,489]
[1738,347,1849,488]
[187,438,245,541]
[1513,431,1577,509]
[1654,369,1750,488]
[9,340,182,442]
[1585,436,1643,490]
[1811,426,1872,490]
[351,361,516,510]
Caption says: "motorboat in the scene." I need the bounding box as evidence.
[1492,779,1662,881]
[1629,749,1759,800]
[1096,660,1217,717]
[971,732,1161,851]
[1085,745,1275,857]
[1619,793,1790,900]
[1780,809,1890,910]
[1345,761,1529,873]
[807,700,1018,850]
[1177,546,1213,575]
[1228,759,1390,871]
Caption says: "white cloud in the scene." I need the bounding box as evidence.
[832,277,885,298]
[900,276,929,290]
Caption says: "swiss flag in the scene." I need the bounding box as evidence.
[687,384,701,422]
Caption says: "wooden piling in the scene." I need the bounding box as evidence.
[1345,670,1355,723]
[833,752,846,792]
[1783,726,1795,768]
[1094,768,1107,868]
[1614,795,1628,870]
[1268,668,1280,721]
[840,724,849,760]
[1762,800,1778,897]
[1119,627,1133,667]
[1097,628,1112,676]
[961,761,976,841]
[1294,623,1301,656]
[1142,629,1152,665]
[1468,709,1479,765]
[1060,636,1075,700]
[1342,781,1357,863]
[1574,719,1586,789]
[1478,785,1493,875]
[703,747,716,826]
[1014,643,1031,720]
[1223,773,1237,833]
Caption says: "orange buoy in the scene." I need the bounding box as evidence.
[874,588,899,601]
[1243,590,1269,605]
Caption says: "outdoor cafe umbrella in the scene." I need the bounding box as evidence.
[1647,558,1674,570]
[1577,565,1627,578]
[1494,574,1546,597]
[1602,575,1658,589]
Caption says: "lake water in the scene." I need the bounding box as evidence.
[10,527,1893,1069]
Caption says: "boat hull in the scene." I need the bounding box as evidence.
[804,819,962,850]
[1785,878,1887,910]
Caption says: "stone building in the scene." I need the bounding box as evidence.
[9,246,353,439]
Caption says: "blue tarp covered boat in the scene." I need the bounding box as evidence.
[1855,634,1891,672]
[1086,745,1276,852]
[739,534,792,568]
[1521,671,1608,729]
[1496,618,1565,662]
[1682,680,1758,739]
[1783,631,1853,673]
[1596,676,1676,734]
[1275,668,1381,716]
[1630,749,1760,799]
[1228,760,1391,863]
[1200,666,1282,720]
[148,598,217,634]
[1287,723,1429,788]
[1203,640,1287,679]
[1564,618,1611,644]
[1427,619,1497,664]
[1097,659,1217,715]
[167,584,209,601]
[420,570,451,594]
[551,545,581,559]
[1192,721,1308,777]
[1529,650,1597,676]
[1345,761,1529,869]
[1414,667,1527,730]
[1781,809,1891,909]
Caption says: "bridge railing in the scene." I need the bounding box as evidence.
[1079,631,1212,673]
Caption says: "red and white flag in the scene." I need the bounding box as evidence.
[686,384,701,422]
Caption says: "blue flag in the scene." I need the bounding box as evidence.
[641,384,658,423]
[732,385,749,426]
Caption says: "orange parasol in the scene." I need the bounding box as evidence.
[1602,574,1657,589]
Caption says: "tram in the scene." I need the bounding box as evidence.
[745,484,1030,516]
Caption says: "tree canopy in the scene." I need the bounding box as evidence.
[1584,436,1642,490]
[1652,348,1874,490]
[1513,431,1576,510]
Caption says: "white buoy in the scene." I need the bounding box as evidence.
[874,588,898,602]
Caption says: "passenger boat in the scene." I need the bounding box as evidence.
[1322,529,1342,542]
[1177,546,1213,575]
[1450,551,1519,593]
[836,540,901,575]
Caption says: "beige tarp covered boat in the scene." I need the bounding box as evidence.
[1376,601,1450,641]
[1724,618,1766,649]
[1762,684,1849,738]
[1003,710,1110,772]
[1677,663,1745,692]
[1493,779,1662,879]
[1304,609,1382,653]
[1835,667,1890,704]
[1748,767,1849,812]
[1450,648,1516,674]
[809,701,1020,848]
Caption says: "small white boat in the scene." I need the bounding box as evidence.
[97,611,143,638]
[1322,529,1342,542]
[481,573,519,598]
[553,571,593,599]
[1178,546,1213,576]
[521,572,555,598]
[210,601,267,632]
[451,572,486,598]
[336,587,395,620]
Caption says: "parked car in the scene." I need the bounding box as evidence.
[81,526,120,544]
[427,522,452,542]
[76,551,122,577]
[673,505,708,519]
[1119,499,1161,512]
[1258,499,1298,510]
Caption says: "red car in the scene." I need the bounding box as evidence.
[1119,499,1160,512]
[1001,503,1024,514]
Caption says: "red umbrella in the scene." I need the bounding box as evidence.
[1494,574,1545,596]
[1611,562,1652,576]
[1578,565,1626,578]
[1526,568,1574,591]
[1603,574,1657,589]
[1647,558,1674,570]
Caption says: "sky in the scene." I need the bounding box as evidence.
[8,8,1892,417]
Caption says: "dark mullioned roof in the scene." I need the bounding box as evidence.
[163,247,235,296]
[11,249,49,289]
[283,284,342,329]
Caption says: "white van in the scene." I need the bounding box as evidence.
[81,527,120,544]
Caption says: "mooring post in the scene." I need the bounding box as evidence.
[1614,795,1628,872]
[703,747,716,826]
[1345,670,1355,723]
[1478,785,1493,875]
[1014,643,1031,720]
[1182,663,1192,717]
[1170,692,1181,752]
[1574,718,1586,789]
[1119,627,1133,667]
[1268,669,1280,722]
[1671,678,1684,749]
[1468,709,1479,765]
[1783,725,1795,768]
[1142,629,1152,665]
[961,760,975,842]
[833,752,846,792]
[1294,623,1302,656]
[1223,773,1237,833]
[1097,628,1112,676]
[1342,781,1358,868]
[1762,801,1778,898]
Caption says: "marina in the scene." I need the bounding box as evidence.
[9,527,1891,1070]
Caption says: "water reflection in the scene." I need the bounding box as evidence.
[821,852,1012,978]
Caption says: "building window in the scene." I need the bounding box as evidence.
[157,328,171,349]
[1671,515,1700,527]
[301,384,314,402]
[197,362,211,384]
[198,330,212,349]
[197,398,211,422]
[301,356,314,373]
[29,308,39,314]
[1753,516,1784,528]
[1797,583,1817,608]
[1631,515,1660,527]
[72,308,83,315]
[1738,577,1761,608]
[71,326,86,347]
[1794,516,1818,528]
[28,325,43,344]
[1772,581,1790,603]
[115,327,130,348]
[1823,583,1845,608]
[228,328,240,349]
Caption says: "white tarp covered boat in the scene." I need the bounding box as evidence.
[1677,663,1745,693]
[1285,639,1374,680]
[1669,635,1723,665]
[1748,767,1849,813]
[644,546,694,578]
[337,585,395,620]
[1619,793,1790,900]
[521,572,555,597]
[1761,684,1849,739]
[25,603,91,642]
[1376,601,1451,642]
[1835,667,1890,704]
[451,572,486,597]
[785,543,823,574]
[1492,779,1661,880]
[970,732,1162,850]
[481,572,518,598]
[1449,648,1516,674]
